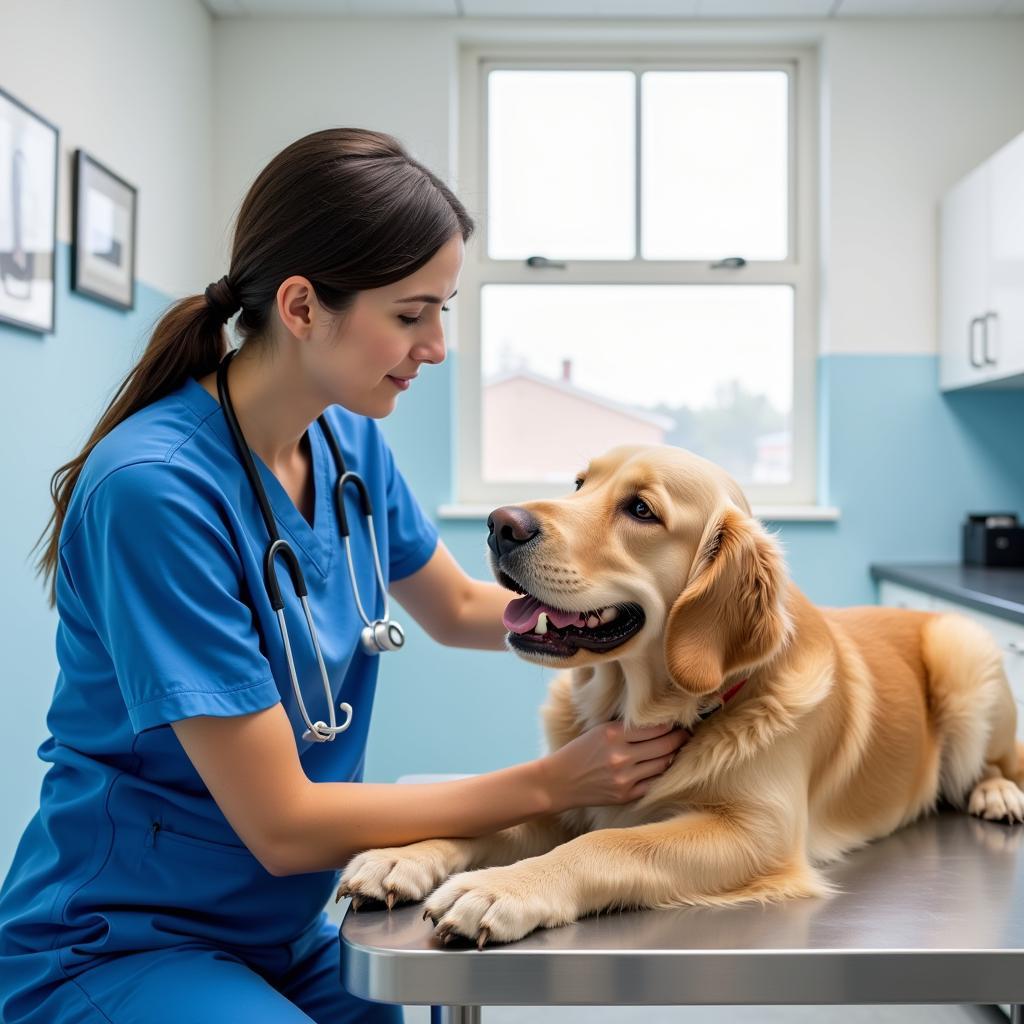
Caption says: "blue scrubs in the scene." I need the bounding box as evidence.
[0,376,438,1022]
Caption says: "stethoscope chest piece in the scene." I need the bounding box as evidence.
[361,619,405,655]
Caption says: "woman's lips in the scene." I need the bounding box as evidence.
[387,375,413,391]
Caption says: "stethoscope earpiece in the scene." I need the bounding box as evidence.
[217,350,403,745]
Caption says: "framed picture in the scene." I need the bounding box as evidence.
[72,149,137,311]
[0,85,59,334]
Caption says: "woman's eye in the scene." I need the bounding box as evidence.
[399,305,450,326]
[628,498,656,521]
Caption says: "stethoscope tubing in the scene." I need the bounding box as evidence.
[215,350,403,743]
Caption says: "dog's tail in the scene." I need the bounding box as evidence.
[921,611,1016,807]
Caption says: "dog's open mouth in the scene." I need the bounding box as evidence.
[500,589,645,658]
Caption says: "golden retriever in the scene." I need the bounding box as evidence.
[337,443,1024,947]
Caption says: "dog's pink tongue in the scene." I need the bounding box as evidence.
[503,595,582,633]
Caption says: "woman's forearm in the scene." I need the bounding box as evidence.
[272,757,558,874]
[446,579,513,650]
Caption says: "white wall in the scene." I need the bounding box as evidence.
[211,15,1024,357]
[0,0,215,874]
[211,17,458,272]
[824,20,1024,355]
[3,0,217,296]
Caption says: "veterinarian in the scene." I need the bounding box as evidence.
[0,128,688,1023]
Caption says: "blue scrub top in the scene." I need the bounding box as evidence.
[0,376,438,978]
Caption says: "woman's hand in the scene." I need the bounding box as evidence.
[539,721,691,812]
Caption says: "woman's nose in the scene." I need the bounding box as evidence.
[416,326,446,365]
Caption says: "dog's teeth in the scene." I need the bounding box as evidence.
[599,606,619,624]
[535,612,548,636]
[586,614,600,628]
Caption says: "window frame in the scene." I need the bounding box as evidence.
[454,43,820,511]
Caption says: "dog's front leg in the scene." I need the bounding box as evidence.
[424,809,821,947]
[337,814,573,909]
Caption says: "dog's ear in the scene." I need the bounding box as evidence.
[664,506,790,695]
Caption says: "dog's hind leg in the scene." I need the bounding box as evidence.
[923,612,1024,822]
[967,684,1024,823]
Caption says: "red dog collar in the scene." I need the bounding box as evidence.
[695,676,749,723]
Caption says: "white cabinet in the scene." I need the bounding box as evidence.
[939,130,1024,391]
[940,163,991,390]
[877,580,935,612]
[878,581,1024,714]
[988,131,1024,384]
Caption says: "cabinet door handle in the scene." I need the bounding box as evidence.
[969,316,985,367]
[983,311,999,365]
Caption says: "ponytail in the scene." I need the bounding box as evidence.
[35,293,229,606]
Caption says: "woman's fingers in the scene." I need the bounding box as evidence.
[628,751,678,784]
[620,721,676,741]
[628,727,690,761]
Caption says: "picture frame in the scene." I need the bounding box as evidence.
[72,149,137,311]
[0,85,59,334]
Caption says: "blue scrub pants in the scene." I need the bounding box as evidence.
[6,916,401,1023]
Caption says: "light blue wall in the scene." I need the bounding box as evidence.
[0,246,173,874]
[4,266,1024,870]
[782,355,1024,606]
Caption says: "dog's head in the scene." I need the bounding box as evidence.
[488,444,792,694]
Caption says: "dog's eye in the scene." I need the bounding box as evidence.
[627,498,657,521]
[574,478,584,492]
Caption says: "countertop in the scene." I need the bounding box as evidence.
[869,563,1024,626]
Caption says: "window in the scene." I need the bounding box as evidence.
[455,46,819,511]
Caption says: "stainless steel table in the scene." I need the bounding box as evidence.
[341,804,1024,1024]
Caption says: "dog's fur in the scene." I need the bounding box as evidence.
[338,444,1024,946]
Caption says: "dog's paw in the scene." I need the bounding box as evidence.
[337,841,459,910]
[968,776,1024,824]
[422,865,577,948]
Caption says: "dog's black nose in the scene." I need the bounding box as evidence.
[487,506,541,558]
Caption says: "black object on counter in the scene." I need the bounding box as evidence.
[962,513,1024,568]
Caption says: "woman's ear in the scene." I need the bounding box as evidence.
[664,506,791,695]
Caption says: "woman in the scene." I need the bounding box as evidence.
[0,128,687,1023]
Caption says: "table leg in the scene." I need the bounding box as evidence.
[430,1006,481,1024]
[1012,1007,1023,1024]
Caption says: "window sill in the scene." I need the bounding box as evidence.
[438,503,840,523]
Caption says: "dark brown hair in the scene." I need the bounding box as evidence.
[36,127,475,605]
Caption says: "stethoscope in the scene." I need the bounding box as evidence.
[216,349,405,743]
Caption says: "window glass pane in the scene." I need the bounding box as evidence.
[481,284,793,486]
[487,70,635,260]
[641,71,788,261]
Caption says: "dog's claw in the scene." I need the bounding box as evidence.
[422,908,434,923]
[476,927,490,950]
[385,891,396,911]
[350,895,364,912]
[335,885,349,904]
